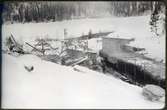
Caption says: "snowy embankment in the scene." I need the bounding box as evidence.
[2,15,165,62]
[2,54,164,109]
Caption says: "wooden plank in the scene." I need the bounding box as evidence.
[64,31,113,40]
[71,56,88,66]
[10,34,26,54]
[10,34,17,45]
[25,42,43,53]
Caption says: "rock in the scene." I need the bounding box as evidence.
[142,84,165,101]
[24,65,34,72]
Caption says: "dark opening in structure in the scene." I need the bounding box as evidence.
[103,57,165,89]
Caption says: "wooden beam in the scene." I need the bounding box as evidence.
[25,42,43,53]
[71,56,88,66]
[10,34,17,45]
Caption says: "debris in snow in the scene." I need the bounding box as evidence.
[24,65,34,72]
[5,34,25,54]
[2,54,165,109]
[73,65,86,73]
[142,84,165,102]
[71,56,88,66]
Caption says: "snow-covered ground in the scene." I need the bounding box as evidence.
[2,15,165,62]
[2,54,164,109]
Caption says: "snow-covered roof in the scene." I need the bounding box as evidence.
[103,31,134,40]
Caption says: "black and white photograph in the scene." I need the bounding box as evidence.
[1,1,166,109]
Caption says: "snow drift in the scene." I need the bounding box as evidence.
[2,54,164,109]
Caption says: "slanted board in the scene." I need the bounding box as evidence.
[40,54,60,63]
[70,56,88,66]
[8,34,25,54]
[26,42,44,53]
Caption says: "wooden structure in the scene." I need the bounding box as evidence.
[6,34,25,54]
[100,36,165,88]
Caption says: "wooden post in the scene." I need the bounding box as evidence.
[88,29,92,39]
[143,62,145,81]
[41,40,45,55]
[134,59,137,84]
[61,28,67,53]
[64,28,67,39]
[124,62,126,77]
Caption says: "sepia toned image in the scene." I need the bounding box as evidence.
[1,1,166,109]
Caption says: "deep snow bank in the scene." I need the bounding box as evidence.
[2,54,164,109]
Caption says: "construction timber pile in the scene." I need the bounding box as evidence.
[2,31,165,89]
[3,31,110,67]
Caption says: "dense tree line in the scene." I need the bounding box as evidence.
[109,1,154,16]
[149,1,166,36]
[2,1,165,23]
